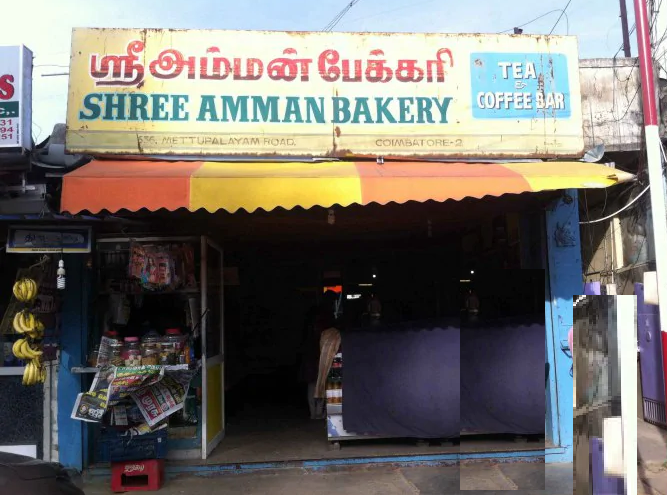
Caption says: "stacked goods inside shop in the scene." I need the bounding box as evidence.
[70,239,203,469]
[326,353,343,405]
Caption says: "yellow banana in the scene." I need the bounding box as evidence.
[30,361,38,385]
[20,340,41,360]
[20,313,30,333]
[22,361,34,386]
[12,338,24,358]
[26,279,37,301]
[24,362,31,385]
[21,341,31,360]
[19,311,31,333]
[12,281,22,301]
[28,345,43,359]
[16,339,29,360]
[17,340,30,359]
[22,311,35,332]
[18,340,30,359]
[13,279,37,303]
[36,361,44,384]
[27,320,45,340]
[27,362,36,386]
[12,312,26,334]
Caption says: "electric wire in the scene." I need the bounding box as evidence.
[548,0,573,35]
[323,0,363,32]
[613,24,636,58]
[579,185,649,225]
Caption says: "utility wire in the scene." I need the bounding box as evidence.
[498,9,569,34]
[614,23,636,58]
[578,129,665,227]
[323,0,363,32]
[579,185,649,224]
[549,0,573,35]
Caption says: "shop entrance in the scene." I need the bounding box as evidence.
[182,193,553,464]
[81,192,556,468]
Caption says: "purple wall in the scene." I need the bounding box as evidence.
[590,437,625,495]
[584,282,602,295]
[636,283,667,425]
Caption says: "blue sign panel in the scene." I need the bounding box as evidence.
[6,226,92,253]
[470,52,571,120]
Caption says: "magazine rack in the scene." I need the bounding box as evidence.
[82,235,225,461]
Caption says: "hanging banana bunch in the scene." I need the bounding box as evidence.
[12,338,45,385]
[11,277,46,386]
[12,277,38,303]
[12,313,47,386]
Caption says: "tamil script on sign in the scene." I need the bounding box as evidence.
[66,29,584,158]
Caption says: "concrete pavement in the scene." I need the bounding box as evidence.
[84,461,573,494]
[639,420,667,495]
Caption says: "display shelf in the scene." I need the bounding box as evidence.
[70,364,191,374]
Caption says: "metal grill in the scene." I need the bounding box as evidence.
[643,398,667,426]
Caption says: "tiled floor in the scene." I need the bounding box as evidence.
[196,404,541,465]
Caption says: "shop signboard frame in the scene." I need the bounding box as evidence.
[6,225,92,254]
[0,45,32,152]
[66,29,584,159]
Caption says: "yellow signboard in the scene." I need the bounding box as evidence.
[66,28,584,158]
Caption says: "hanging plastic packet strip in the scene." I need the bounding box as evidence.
[128,243,147,281]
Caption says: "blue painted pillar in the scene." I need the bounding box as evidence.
[544,189,581,462]
[57,255,90,470]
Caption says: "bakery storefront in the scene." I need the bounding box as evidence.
[56,28,631,473]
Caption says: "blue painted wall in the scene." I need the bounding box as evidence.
[57,254,90,470]
[543,190,580,462]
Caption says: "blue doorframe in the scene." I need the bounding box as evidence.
[57,255,90,470]
[543,189,580,462]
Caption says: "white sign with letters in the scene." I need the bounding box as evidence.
[0,45,32,150]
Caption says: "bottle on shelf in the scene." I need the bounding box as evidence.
[326,382,335,404]
[122,337,142,367]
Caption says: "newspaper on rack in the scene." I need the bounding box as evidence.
[71,365,196,427]
[106,365,164,404]
[132,370,198,427]
[71,389,107,423]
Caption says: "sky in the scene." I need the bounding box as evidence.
[0,0,636,143]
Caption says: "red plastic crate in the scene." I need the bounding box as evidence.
[111,459,164,492]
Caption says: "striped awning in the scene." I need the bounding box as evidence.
[60,160,634,214]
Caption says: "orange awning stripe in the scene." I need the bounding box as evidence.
[60,160,634,214]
